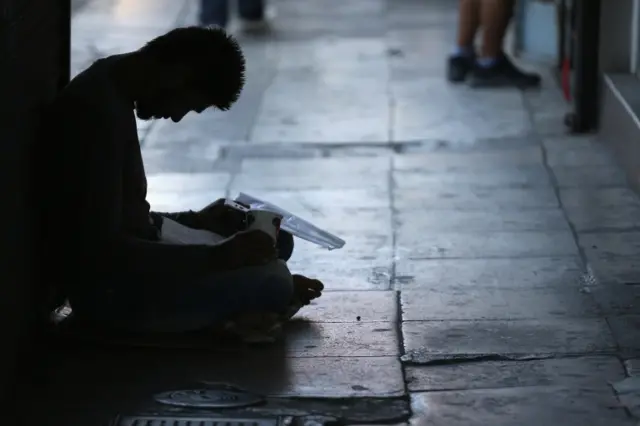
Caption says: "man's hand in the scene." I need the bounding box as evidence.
[216,229,277,270]
[197,198,249,236]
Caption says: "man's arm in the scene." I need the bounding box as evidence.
[49,92,229,279]
[114,235,230,280]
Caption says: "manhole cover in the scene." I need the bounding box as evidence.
[154,385,264,408]
[115,415,279,426]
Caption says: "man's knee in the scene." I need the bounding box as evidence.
[277,230,294,261]
[259,260,294,312]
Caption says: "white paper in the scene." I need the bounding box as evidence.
[235,192,346,250]
[160,217,226,246]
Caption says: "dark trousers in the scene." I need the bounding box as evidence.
[199,0,265,27]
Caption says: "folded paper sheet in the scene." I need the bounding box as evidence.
[235,193,346,250]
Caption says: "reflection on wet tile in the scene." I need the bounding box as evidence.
[402,318,616,357]
[401,286,599,320]
[395,187,559,210]
[394,257,586,290]
[406,356,624,391]
[410,386,630,426]
[396,230,577,259]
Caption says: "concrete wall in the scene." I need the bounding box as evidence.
[0,0,68,401]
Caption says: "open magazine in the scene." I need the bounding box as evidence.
[235,193,346,250]
[160,194,346,250]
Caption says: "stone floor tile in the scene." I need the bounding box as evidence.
[588,257,640,285]
[561,187,640,208]
[410,387,633,426]
[290,238,393,291]
[231,169,389,191]
[142,147,230,175]
[146,173,231,192]
[391,80,530,143]
[274,321,398,357]
[146,191,228,213]
[406,356,624,391]
[46,348,404,399]
[395,208,569,232]
[229,188,390,210]
[608,315,640,353]
[401,286,599,321]
[195,356,406,397]
[543,135,619,167]
[530,110,572,136]
[289,259,392,291]
[560,187,640,231]
[396,230,578,259]
[300,291,397,323]
[394,257,587,290]
[240,157,391,175]
[589,284,640,316]
[580,232,640,259]
[292,234,392,263]
[394,187,559,211]
[566,204,640,232]
[402,318,616,359]
[269,36,389,70]
[552,166,629,187]
[387,28,454,77]
[392,147,543,172]
[394,166,552,190]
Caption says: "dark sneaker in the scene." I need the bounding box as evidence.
[447,55,474,83]
[468,55,541,89]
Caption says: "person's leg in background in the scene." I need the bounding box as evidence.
[199,0,229,28]
[447,0,481,82]
[237,0,268,31]
[469,0,541,88]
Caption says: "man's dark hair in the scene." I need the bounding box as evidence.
[141,26,245,111]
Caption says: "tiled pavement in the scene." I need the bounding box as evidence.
[36,0,640,425]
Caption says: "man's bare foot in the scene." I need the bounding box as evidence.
[293,274,324,305]
[284,275,324,319]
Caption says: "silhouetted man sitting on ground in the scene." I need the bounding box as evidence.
[38,26,323,335]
